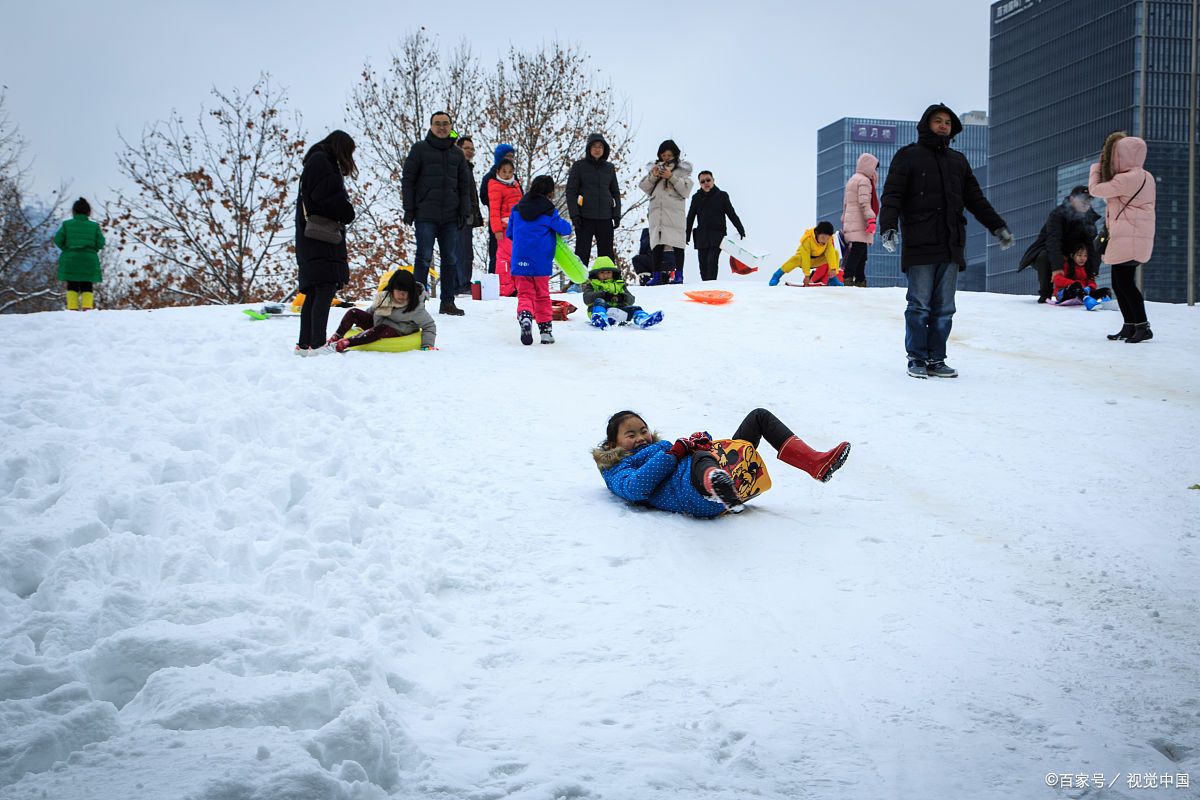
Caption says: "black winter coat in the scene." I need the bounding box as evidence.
[401,132,474,225]
[685,187,745,249]
[877,104,1006,271]
[1018,198,1100,275]
[295,146,356,290]
[464,160,484,228]
[565,133,621,223]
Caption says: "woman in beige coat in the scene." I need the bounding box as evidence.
[639,139,694,283]
[840,153,879,287]
[1089,132,1156,343]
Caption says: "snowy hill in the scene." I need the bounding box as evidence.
[1,283,1198,800]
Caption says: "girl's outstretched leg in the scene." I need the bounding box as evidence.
[732,408,850,483]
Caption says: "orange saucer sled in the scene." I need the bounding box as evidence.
[683,290,734,305]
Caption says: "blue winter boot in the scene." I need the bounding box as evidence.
[632,310,664,329]
[589,305,609,329]
[1083,295,1100,311]
[768,268,785,286]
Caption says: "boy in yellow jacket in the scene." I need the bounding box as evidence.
[769,221,842,286]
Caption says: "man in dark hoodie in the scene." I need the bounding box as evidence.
[565,133,622,264]
[878,104,1014,379]
[401,111,475,316]
[686,170,746,281]
[1018,186,1100,302]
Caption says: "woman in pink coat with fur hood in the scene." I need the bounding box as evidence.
[1089,133,1156,343]
[840,152,879,288]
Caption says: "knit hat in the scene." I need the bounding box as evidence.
[591,256,617,271]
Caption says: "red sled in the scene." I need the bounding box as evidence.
[729,256,758,275]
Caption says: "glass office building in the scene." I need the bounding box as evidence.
[817,115,991,290]
[988,0,1199,303]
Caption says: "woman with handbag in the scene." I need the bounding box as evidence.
[1089,132,1156,343]
[295,130,357,355]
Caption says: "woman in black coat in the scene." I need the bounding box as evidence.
[295,131,357,355]
[685,171,745,281]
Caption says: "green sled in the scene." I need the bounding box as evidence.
[553,235,589,284]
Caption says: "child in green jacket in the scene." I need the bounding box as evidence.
[583,257,664,329]
[52,198,105,310]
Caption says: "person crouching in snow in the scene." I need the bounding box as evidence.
[770,221,843,286]
[327,268,437,351]
[583,256,663,330]
[487,159,522,297]
[592,408,851,517]
[507,175,572,345]
[1052,243,1113,310]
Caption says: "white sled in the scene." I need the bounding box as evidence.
[720,235,770,269]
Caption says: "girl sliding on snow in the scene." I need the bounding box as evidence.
[592,408,850,517]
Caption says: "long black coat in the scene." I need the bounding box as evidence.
[1018,198,1100,274]
[685,187,745,249]
[877,104,1006,271]
[401,132,474,225]
[565,133,621,223]
[295,146,356,290]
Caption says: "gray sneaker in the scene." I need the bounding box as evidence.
[907,360,928,379]
[926,361,958,378]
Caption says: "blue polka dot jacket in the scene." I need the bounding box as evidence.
[592,435,725,518]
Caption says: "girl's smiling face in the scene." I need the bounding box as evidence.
[614,416,651,451]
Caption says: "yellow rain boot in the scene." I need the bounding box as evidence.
[81,292,95,311]
[66,290,80,311]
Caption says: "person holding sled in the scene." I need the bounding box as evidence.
[507,175,572,345]
[769,221,842,286]
[686,170,746,281]
[593,408,850,517]
[583,257,663,330]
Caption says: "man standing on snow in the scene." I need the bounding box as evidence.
[878,103,1014,379]
[565,133,622,265]
[402,110,475,316]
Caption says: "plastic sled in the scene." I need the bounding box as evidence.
[729,256,758,275]
[712,439,772,502]
[720,235,770,269]
[684,290,734,305]
[553,236,589,284]
[342,327,422,353]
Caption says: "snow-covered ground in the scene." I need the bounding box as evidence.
[1,282,1198,800]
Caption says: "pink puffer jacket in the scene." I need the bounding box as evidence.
[1088,137,1156,265]
[841,153,879,244]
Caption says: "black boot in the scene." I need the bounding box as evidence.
[518,311,533,345]
[1107,323,1134,341]
[439,298,465,316]
[1126,322,1153,343]
[538,321,554,344]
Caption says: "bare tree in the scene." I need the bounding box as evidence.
[346,29,485,277]
[107,75,305,307]
[0,92,66,314]
[479,42,643,285]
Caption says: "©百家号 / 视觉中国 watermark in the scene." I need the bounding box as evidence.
[1045,772,1191,790]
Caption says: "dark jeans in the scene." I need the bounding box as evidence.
[458,226,476,294]
[687,408,795,493]
[413,220,459,302]
[66,281,94,292]
[1111,260,1147,323]
[298,282,336,348]
[334,307,404,346]
[842,242,869,284]
[574,217,615,264]
[653,245,685,282]
[904,262,958,364]
[697,247,721,281]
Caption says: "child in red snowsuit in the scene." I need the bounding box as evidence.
[487,160,522,297]
[1053,244,1112,309]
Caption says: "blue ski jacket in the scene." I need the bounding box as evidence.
[507,195,572,277]
[600,441,725,518]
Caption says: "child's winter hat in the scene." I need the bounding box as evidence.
[493,143,515,167]
[591,256,617,272]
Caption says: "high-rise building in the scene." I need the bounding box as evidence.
[817,115,991,290]
[988,0,1199,303]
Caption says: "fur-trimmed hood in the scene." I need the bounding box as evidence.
[591,434,662,471]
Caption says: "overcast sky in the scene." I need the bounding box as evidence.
[2,0,996,277]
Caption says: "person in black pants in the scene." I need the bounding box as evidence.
[295,131,357,355]
[686,171,745,281]
[565,133,621,264]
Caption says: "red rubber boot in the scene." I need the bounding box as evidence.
[777,436,851,483]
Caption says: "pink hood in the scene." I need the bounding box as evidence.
[1088,136,1155,265]
[842,153,880,244]
[855,152,879,181]
[1112,136,1147,173]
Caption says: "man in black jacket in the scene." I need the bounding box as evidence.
[565,133,621,265]
[1018,187,1100,302]
[401,111,475,316]
[686,171,745,281]
[878,103,1014,379]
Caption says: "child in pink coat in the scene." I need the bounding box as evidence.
[487,160,522,297]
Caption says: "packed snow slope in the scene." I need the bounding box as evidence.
[1,283,1198,800]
